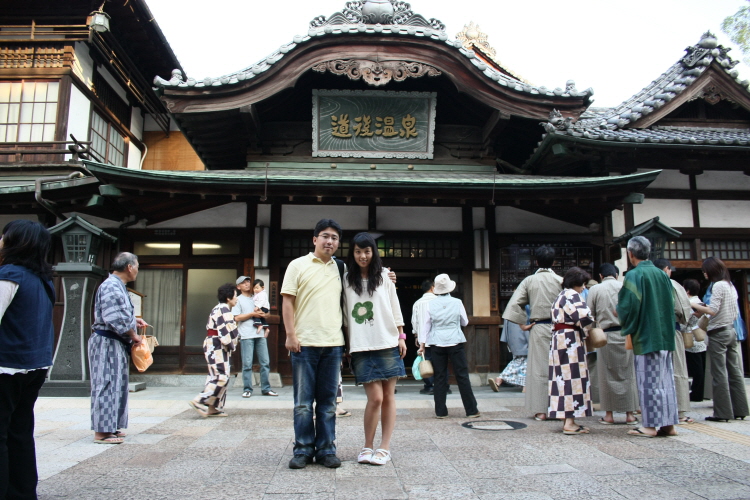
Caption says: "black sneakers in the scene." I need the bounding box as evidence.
[288,455,313,469]
[317,455,342,468]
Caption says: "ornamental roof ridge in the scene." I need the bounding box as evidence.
[456,21,529,84]
[152,1,593,101]
[562,31,749,133]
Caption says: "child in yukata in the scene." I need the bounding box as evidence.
[252,279,271,335]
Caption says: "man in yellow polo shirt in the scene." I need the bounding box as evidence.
[281,219,345,469]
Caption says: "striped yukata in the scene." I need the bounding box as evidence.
[588,277,638,413]
[89,274,136,433]
[502,269,562,414]
[193,303,238,409]
[635,351,679,428]
[548,289,594,419]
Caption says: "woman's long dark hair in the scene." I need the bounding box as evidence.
[702,256,731,283]
[0,220,53,280]
[346,232,383,296]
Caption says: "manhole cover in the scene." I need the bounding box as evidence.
[462,419,527,431]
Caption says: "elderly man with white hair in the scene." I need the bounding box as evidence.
[617,237,679,438]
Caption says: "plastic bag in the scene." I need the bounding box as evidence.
[412,355,423,380]
[132,341,153,372]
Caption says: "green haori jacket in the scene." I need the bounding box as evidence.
[617,260,676,355]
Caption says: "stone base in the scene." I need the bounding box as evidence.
[129,373,283,388]
[39,380,91,398]
[469,373,486,387]
[128,381,147,392]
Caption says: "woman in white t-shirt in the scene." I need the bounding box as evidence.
[344,232,407,466]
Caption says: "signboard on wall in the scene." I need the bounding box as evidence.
[312,89,436,159]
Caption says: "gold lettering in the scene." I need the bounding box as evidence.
[375,116,398,137]
[353,115,374,137]
[331,114,352,138]
[399,114,418,138]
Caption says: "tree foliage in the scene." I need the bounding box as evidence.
[723,1,750,66]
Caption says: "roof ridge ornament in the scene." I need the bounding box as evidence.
[310,0,446,31]
[312,59,441,86]
[541,109,574,134]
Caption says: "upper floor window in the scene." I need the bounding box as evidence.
[90,111,125,166]
[0,81,59,142]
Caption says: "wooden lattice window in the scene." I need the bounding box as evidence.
[701,241,750,260]
[664,240,692,260]
[90,111,125,166]
[0,80,59,142]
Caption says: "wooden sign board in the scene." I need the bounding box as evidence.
[312,89,436,159]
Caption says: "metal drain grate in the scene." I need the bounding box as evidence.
[462,420,527,431]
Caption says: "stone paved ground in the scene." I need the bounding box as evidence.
[34,381,750,500]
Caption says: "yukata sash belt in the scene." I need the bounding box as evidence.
[531,319,552,324]
[93,329,131,353]
[206,329,219,337]
[553,323,579,332]
[603,326,621,333]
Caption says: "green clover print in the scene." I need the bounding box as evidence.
[352,301,374,324]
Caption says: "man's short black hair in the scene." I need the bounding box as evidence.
[314,219,342,239]
[535,246,555,268]
[421,279,434,294]
[652,258,671,271]
[599,263,619,278]
[683,278,700,297]
[563,266,591,289]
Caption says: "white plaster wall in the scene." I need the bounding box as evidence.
[697,171,750,191]
[257,204,271,226]
[72,42,94,88]
[698,200,750,228]
[67,85,91,144]
[144,114,181,132]
[96,66,128,104]
[127,141,141,170]
[472,207,485,229]
[495,206,589,234]
[282,205,368,230]
[636,168,690,190]
[377,207,462,231]
[148,203,247,228]
[130,107,144,141]
[611,210,626,238]
[633,199,693,227]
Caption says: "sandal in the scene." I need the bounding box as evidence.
[488,379,500,392]
[94,435,124,444]
[626,419,639,426]
[370,448,391,465]
[188,400,208,418]
[113,430,127,437]
[627,428,655,438]
[336,409,352,417]
[207,410,228,417]
[534,413,547,421]
[358,447,374,464]
[678,416,694,424]
[598,418,615,425]
[656,428,679,437]
[563,425,589,435]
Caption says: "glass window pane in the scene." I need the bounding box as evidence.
[192,241,240,255]
[185,268,238,345]
[32,103,45,122]
[44,103,57,123]
[42,124,55,141]
[7,104,19,123]
[17,124,31,142]
[19,103,32,122]
[5,125,17,141]
[34,83,47,102]
[0,125,6,141]
[21,83,34,102]
[0,104,7,123]
[47,82,59,101]
[9,83,22,102]
[0,83,9,102]
[134,269,183,346]
[133,241,180,256]
[30,124,43,142]
[109,150,123,167]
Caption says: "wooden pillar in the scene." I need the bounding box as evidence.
[268,202,282,377]
[485,205,500,374]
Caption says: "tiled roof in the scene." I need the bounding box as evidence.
[152,1,592,100]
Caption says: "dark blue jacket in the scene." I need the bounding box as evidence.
[0,264,55,369]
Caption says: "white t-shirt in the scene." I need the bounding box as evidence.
[344,269,404,353]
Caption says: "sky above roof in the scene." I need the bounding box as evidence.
[146,0,749,108]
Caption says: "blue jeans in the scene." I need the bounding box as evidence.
[240,337,271,394]
[291,346,343,459]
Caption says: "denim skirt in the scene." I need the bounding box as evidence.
[351,347,406,385]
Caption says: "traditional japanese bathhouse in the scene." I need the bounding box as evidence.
[1,0,669,380]
[529,31,750,368]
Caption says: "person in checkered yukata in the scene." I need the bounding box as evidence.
[89,252,148,444]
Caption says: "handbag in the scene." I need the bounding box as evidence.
[419,357,434,379]
[697,315,710,332]
[412,355,424,380]
[585,326,607,351]
[692,326,706,342]
[682,330,694,349]
[139,325,159,353]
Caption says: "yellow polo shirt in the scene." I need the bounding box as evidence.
[280,253,344,347]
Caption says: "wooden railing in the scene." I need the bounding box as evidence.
[0,139,101,163]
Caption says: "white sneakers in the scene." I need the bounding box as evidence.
[358,447,391,465]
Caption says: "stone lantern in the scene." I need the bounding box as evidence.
[45,215,116,391]
[613,216,682,264]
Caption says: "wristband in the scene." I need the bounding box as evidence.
[398,333,407,339]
